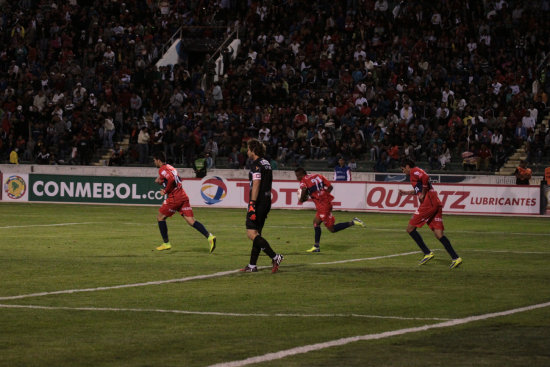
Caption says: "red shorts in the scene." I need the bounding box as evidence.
[159,194,194,218]
[315,202,335,228]
[409,203,444,231]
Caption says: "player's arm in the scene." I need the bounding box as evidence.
[248,175,261,220]
[162,174,176,195]
[398,189,415,195]
[322,175,333,193]
[419,175,429,202]
[298,185,309,203]
[250,179,260,202]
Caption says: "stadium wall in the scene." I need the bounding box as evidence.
[1,165,547,216]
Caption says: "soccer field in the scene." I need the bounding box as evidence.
[1,203,549,367]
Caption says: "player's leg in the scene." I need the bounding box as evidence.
[241,229,261,272]
[182,204,216,253]
[156,207,172,251]
[242,207,283,272]
[406,219,434,264]
[307,216,323,252]
[430,210,462,269]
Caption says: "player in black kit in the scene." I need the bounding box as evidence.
[240,139,284,273]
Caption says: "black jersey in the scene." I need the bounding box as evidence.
[248,157,272,206]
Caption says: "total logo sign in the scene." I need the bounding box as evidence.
[200,176,228,205]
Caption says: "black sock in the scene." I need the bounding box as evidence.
[333,222,352,232]
[192,221,210,238]
[249,246,261,266]
[409,229,431,254]
[253,236,276,259]
[158,220,169,243]
[314,226,321,245]
[439,236,459,259]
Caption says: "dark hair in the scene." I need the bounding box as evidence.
[247,138,266,157]
[154,151,166,162]
[294,167,307,175]
[400,158,416,168]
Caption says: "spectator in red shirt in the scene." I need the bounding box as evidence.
[478,143,492,171]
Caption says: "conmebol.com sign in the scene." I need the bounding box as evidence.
[29,174,164,204]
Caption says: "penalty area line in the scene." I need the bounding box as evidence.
[0,252,417,301]
[0,304,450,321]
[206,301,550,367]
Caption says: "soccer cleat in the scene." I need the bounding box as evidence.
[271,254,284,273]
[450,257,463,269]
[352,217,365,227]
[306,246,320,253]
[418,252,434,265]
[208,234,216,253]
[156,242,172,251]
[240,265,258,273]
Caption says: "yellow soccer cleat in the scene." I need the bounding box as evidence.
[156,242,172,251]
[418,252,434,265]
[352,217,365,227]
[208,234,217,253]
[450,257,463,269]
[306,246,320,253]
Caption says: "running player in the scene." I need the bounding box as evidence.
[294,167,365,253]
[398,159,462,269]
[153,152,216,252]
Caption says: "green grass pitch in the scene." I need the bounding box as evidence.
[1,203,549,367]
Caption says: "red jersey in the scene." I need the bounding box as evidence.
[158,164,189,200]
[299,173,334,208]
[409,167,441,207]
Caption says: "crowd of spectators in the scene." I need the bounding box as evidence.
[1,0,550,173]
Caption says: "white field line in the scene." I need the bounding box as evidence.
[461,249,550,255]
[0,222,97,229]
[2,221,549,237]
[124,222,550,237]
[312,251,418,265]
[0,252,416,301]
[207,301,550,367]
[0,304,450,321]
[0,269,240,301]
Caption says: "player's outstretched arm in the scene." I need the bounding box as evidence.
[398,189,415,196]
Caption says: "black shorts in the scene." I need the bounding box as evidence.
[246,204,270,233]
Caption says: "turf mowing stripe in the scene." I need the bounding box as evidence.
[0,252,417,301]
[0,304,451,321]
[206,301,550,367]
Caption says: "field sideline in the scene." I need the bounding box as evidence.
[1,203,549,367]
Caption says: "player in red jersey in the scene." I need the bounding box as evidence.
[294,167,365,253]
[153,152,216,253]
[398,159,462,269]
